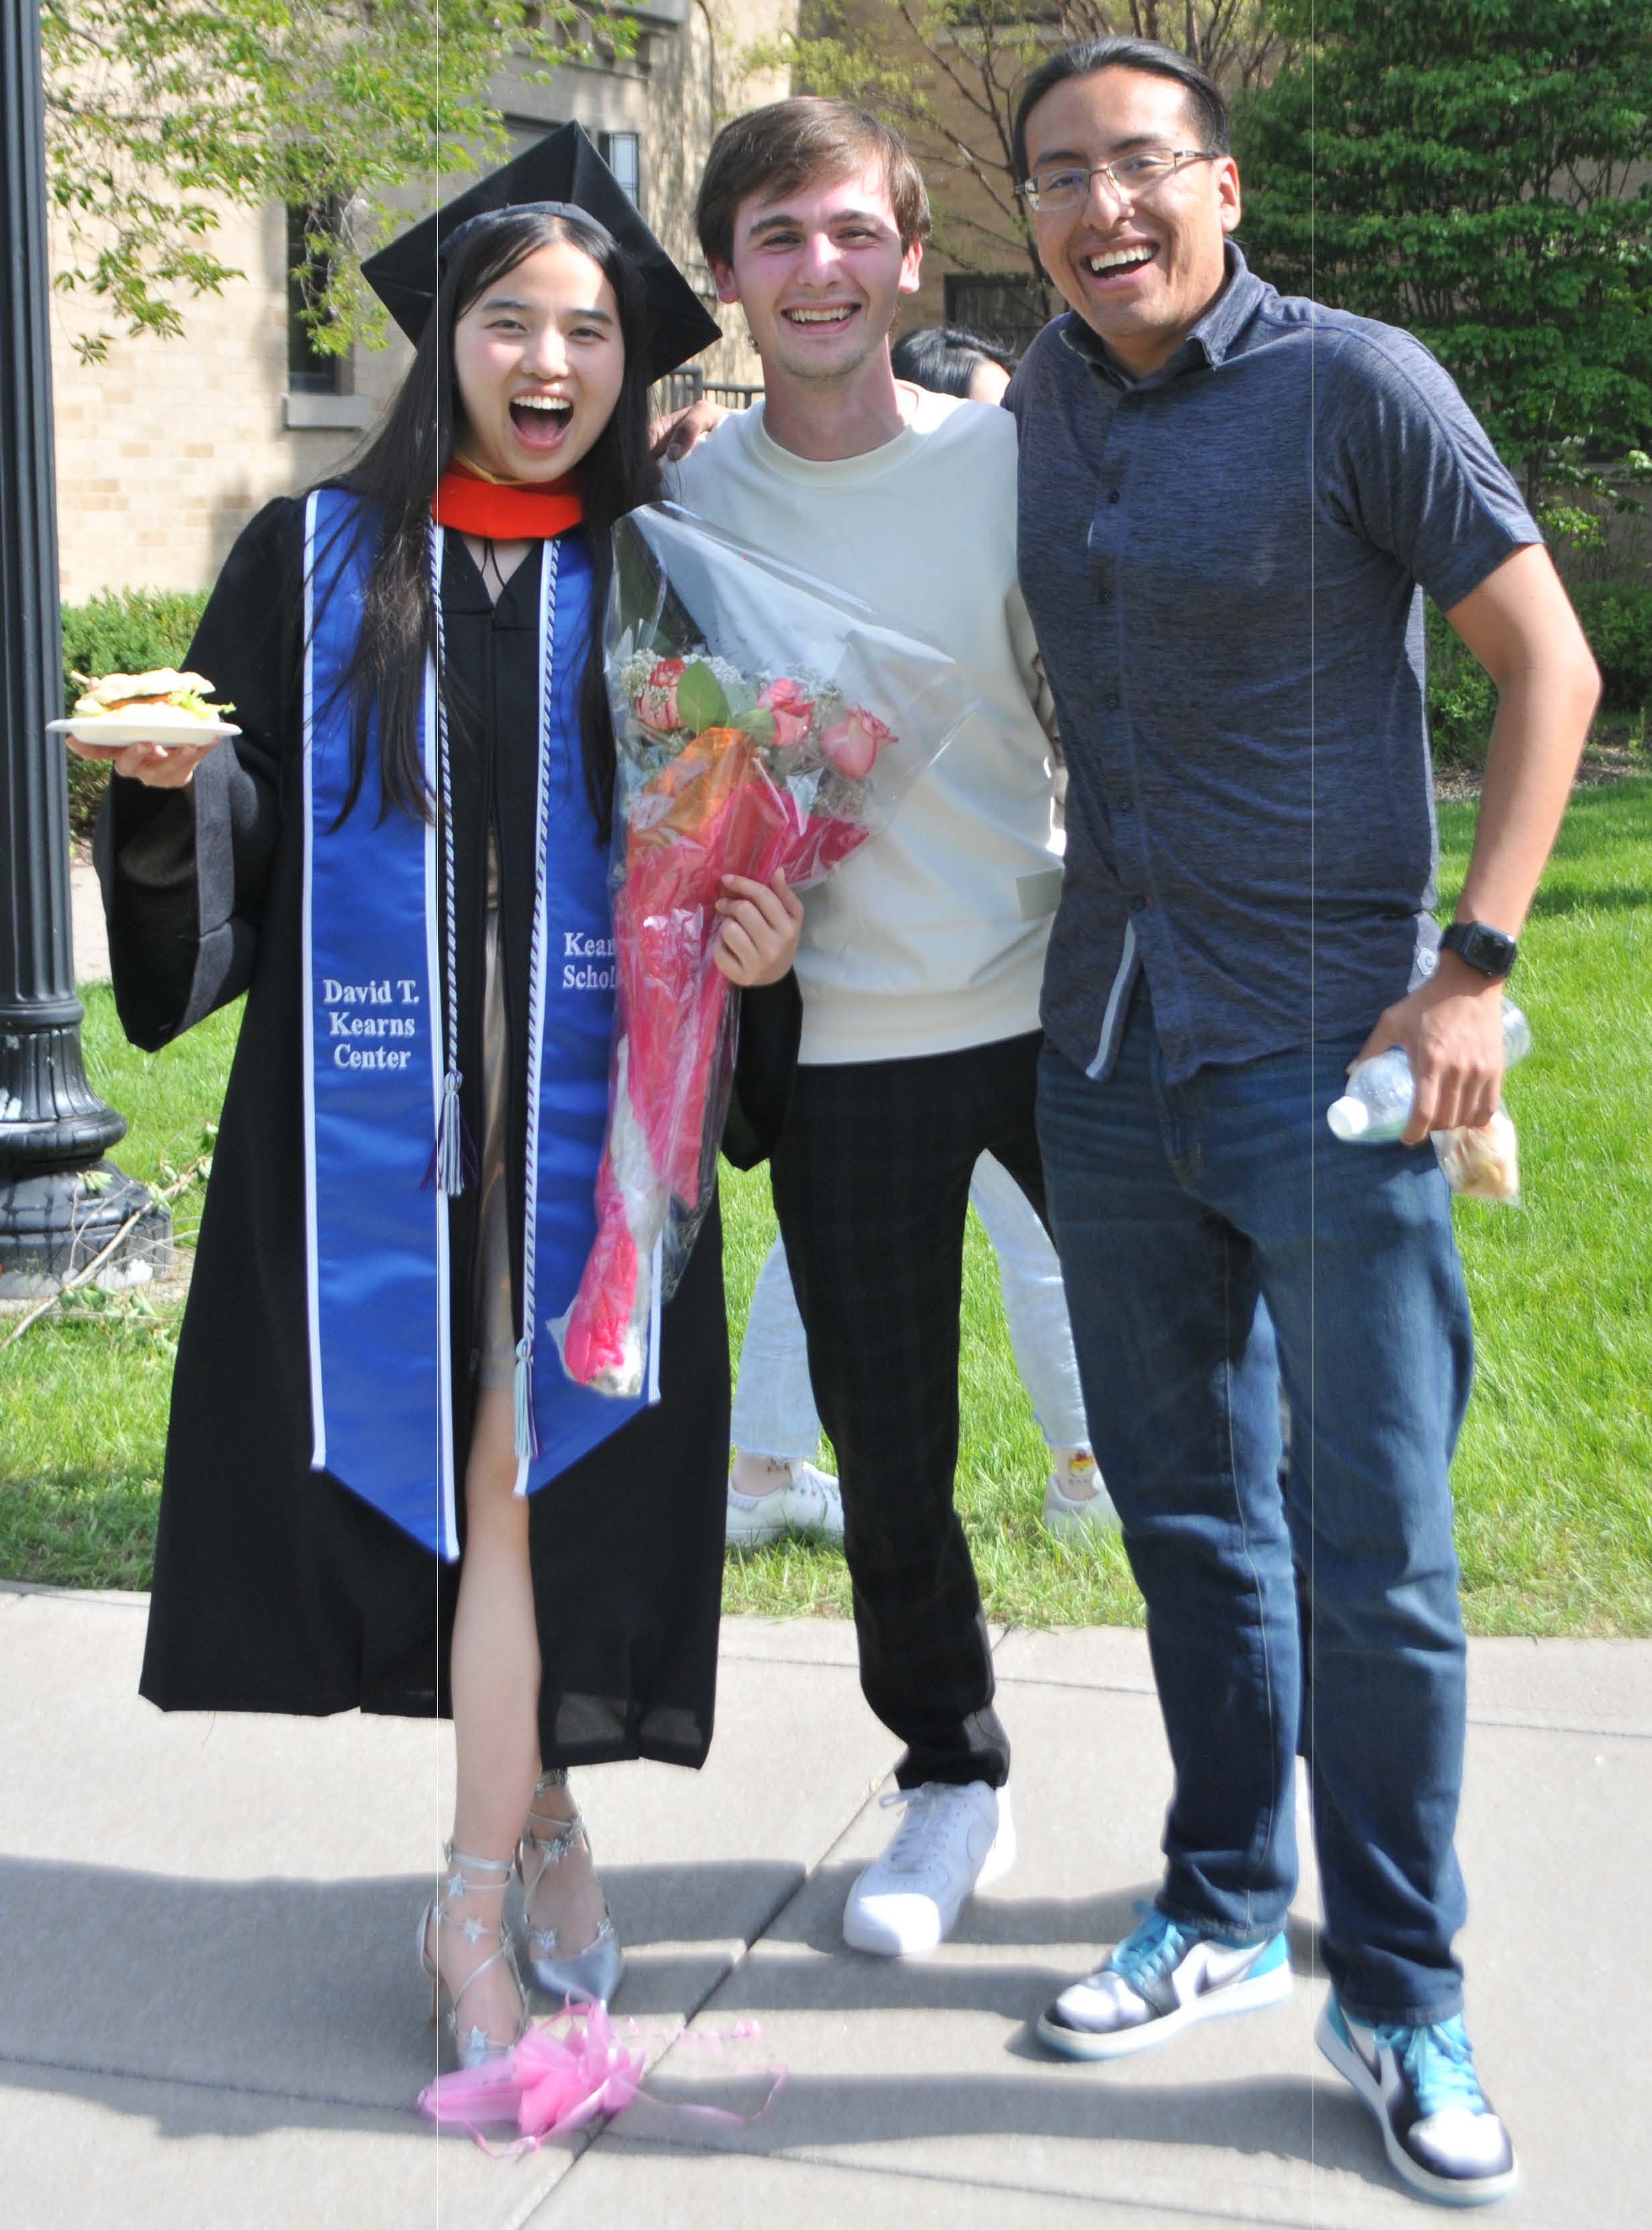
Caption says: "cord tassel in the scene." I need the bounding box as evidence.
[423,1067,476,1196]
[513,1335,539,1461]
[435,1068,467,1196]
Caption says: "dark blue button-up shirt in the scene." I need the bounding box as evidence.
[1009,244,1539,1083]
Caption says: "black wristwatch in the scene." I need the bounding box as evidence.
[1439,920,1519,980]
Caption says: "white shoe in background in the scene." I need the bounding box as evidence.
[1043,1447,1119,1538]
[726,1457,845,1548]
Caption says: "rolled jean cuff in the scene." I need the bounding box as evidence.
[1335,1984,1466,2031]
[1153,1893,1287,1952]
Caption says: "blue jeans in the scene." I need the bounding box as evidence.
[1037,988,1473,2026]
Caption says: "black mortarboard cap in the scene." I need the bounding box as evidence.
[360,122,719,382]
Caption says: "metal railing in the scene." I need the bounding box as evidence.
[654,372,763,416]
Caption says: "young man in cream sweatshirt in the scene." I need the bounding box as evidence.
[671,98,1062,1956]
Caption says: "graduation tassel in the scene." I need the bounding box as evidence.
[433,1068,472,1196]
[513,1335,539,1461]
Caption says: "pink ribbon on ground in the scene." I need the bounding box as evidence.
[417,2005,786,2156]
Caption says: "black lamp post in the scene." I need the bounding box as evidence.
[0,0,168,1295]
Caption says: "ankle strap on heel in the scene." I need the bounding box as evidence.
[440,1843,514,1899]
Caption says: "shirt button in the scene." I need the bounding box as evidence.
[1106,488,1121,505]
[1111,794,1134,814]
[1103,689,1119,711]
[1129,895,1150,912]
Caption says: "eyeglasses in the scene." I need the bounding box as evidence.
[1020,148,1217,216]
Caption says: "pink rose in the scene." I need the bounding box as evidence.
[757,676,814,751]
[636,657,686,731]
[818,706,891,781]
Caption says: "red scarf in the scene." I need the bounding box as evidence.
[433,456,583,540]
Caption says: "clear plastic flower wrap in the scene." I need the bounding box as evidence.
[551,502,977,1395]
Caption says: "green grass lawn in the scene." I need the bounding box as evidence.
[5,778,1650,1629]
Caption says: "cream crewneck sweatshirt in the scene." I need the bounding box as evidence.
[671,386,1060,1065]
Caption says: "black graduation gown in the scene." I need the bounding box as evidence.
[97,495,798,1770]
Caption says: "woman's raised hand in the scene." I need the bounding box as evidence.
[64,735,217,788]
[712,870,804,988]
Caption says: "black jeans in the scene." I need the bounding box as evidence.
[769,1031,1046,1789]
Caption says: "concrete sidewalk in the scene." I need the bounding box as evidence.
[69,859,109,988]
[1,1587,1645,2228]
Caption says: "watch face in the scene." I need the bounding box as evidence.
[1446,922,1517,977]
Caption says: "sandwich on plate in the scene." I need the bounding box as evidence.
[69,668,234,731]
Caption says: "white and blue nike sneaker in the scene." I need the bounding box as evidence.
[1317,1997,1517,2207]
[1036,1907,1292,2060]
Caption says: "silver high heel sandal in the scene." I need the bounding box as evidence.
[419,1844,527,2068]
[516,1770,625,2006]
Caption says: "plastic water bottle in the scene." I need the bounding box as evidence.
[1327,1002,1533,1143]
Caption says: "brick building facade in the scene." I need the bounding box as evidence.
[50,2,795,602]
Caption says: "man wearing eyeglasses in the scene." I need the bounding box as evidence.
[1006,34,1599,2209]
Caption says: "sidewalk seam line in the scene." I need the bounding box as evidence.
[0,2046,419,2119]
[559,1744,903,2182]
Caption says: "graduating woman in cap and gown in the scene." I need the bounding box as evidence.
[82,138,802,2070]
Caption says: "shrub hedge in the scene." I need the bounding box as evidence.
[1567,580,1652,714]
[1427,580,1650,769]
[59,588,209,841]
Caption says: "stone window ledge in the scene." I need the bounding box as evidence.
[282,393,374,431]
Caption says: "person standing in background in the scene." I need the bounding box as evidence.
[726,315,1113,1553]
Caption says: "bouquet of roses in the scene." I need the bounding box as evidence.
[551,504,973,1395]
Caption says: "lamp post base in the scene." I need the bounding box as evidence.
[0,1162,172,1298]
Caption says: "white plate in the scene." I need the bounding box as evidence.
[48,715,240,755]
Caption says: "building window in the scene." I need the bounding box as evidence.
[942,273,1050,360]
[287,202,343,394]
[598,131,641,206]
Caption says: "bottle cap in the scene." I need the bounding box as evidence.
[1327,1096,1371,1141]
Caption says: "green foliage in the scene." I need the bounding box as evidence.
[1427,574,1652,767]
[1425,600,1500,768]
[763,3,1292,288]
[40,3,633,362]
[1568,580,1652,714]
[58,587,209,839]
[1233,1,1652,510]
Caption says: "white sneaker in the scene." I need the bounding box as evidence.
[842,1781,1015,1956]
[1043,1448,1119,1539]
[725,1459,844,1548]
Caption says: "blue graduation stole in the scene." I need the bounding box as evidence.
[300,487,657,1560]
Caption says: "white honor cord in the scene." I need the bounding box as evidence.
[514,537,561,1475]
[427,519,466,1196]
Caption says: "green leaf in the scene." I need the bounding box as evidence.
[676,660,730,734]
[41,3,629,354]
[733,706,777,746]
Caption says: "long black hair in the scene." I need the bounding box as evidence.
[329,206,661,839]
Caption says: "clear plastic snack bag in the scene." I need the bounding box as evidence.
[1432,1110,1522,1205]
[551,504,977,1395]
